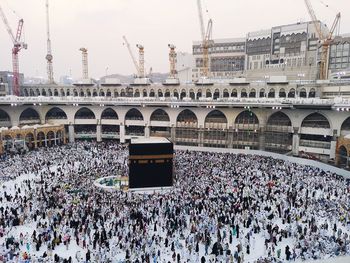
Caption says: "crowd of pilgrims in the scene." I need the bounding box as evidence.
[0,141,350,262]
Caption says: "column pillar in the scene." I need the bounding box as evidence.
[171,125,176,143]
[120,124,125,143]
[68,124,75,143]
[96,124,102,142]
[198,125,204,147]
[227,127,234,148]
[330,130,337,160]
[259,126,266,151]
[292,127,300,156]
[145,125,150,138]
[54,132,57,146]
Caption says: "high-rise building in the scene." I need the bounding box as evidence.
[328,35,350,75]
[0,71,24,95]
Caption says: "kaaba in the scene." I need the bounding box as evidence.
[129,137,174,189]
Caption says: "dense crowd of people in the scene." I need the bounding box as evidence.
[0,141,350,262]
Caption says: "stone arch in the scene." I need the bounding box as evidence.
[241,88,247,98]
[235,110,259,125]
[35,88,40,96]
[0,109,11,126]
[249,88,256,98]
[80,90,85,97]
[106,89,111,97]
[196,89,202,99]
[54,89,59,96]
[149,89,155,97]
[45,107,68,121]
[37,131,46,147]
[86,89,91,97]
[299,88,307,98]
[150,109,170,122]
[309,88,316,98]
[29,89,35,96]
[279,88,286,98]
[268,88,275,98]
[231,89,237,97]
[92,89,98,97]
[176,109,198,124]
[180,89,186,99]
[157,89,163,97]
[142,89,147,97]
[99,89,105,96]
[213,89,220,100]
[48,89,53,96]
[223,89,229,98]
[19,108,41,124]
[173,89,179,99]
[134,89,140,97]
[204,110,228,127]
[66,89,70,96]
[340,117,350,136]
[205,89,212,98]
[23,88,29,96]
[60,89,65,96]
[301,112,330,129]
[101,108,118,119]
[74,107,96,119]
[125,108,144,121]
[259,88,265,98]
[47,131,55,147]
[288,88,295,98]
[25,132,35,149]
[189,89,195,100]
[165,89,171,97]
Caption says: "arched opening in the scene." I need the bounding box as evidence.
[266,112,292,153]
[101,108,118,119]
[158,89,163,97]
[106,89,111,97]
[42,89,47,96]
[288,88,295,98]
[300,113,331,153]
[99,90,105,97]
[79,90,85,97]
[223,89,229,98]
[259,88,265,98]
[19,108,40,125]
[149,89,155,97]
[54,89,59,96]
[196,89,202,99]
[173,89,179,99]
[0,109,11,127]
[234,110,259,150]
[45,107,68,121]
[180,89,186,100]
[29,89,35,96]
[338,146,348,168]
[37,132,46,147]
[23,89,29,96]
[176,109,198,146]
[150,109,170,122]
[125,108,143,121]
[279,88,286,98]
[35,89,40,96]
[189,89,195,100]
[75,107,96,119]
[142,89,147,97]
[341,117,350,136]
[241,89,247,98]
[165,89,171,98]
[299,88,307,98]
[25,133,35,149]
[47,131,55,147]
[231,89,237,98]
[73,89,78,96]
[301,113,330,129]
[114,90,119,97]
[86,89,91,97]
[48,89,53,96]
[268,88,275,98]
[249,89,256,98]
[213,89,220,100]
[204,110,228,147]
[206,89,212,98]
[134,89,140,97]
[56,130,64,145]
[66,89,70,96]
[309,88,316,98]
[60,89,65,96]
[93,89,98,97]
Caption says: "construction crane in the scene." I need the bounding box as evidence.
[197,0,213,78]
[168,44,177,78]
[79,48,88,79]
[122,35,140,77]
[304,0,341,80]
[0,4,27,96]
[45,0,54,84]
[136,44,145,78]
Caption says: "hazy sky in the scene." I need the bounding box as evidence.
[0,0,349,80]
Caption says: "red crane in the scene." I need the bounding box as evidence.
[0,5,27,96]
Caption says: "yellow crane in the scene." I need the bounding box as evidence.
[197,0,213,78]
[304,0,341,80]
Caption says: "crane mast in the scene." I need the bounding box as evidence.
[0,4,27,96]
[79,48,88,79]
[304,0,341,80]
[196,0,212,78]
[46,0,54,84]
